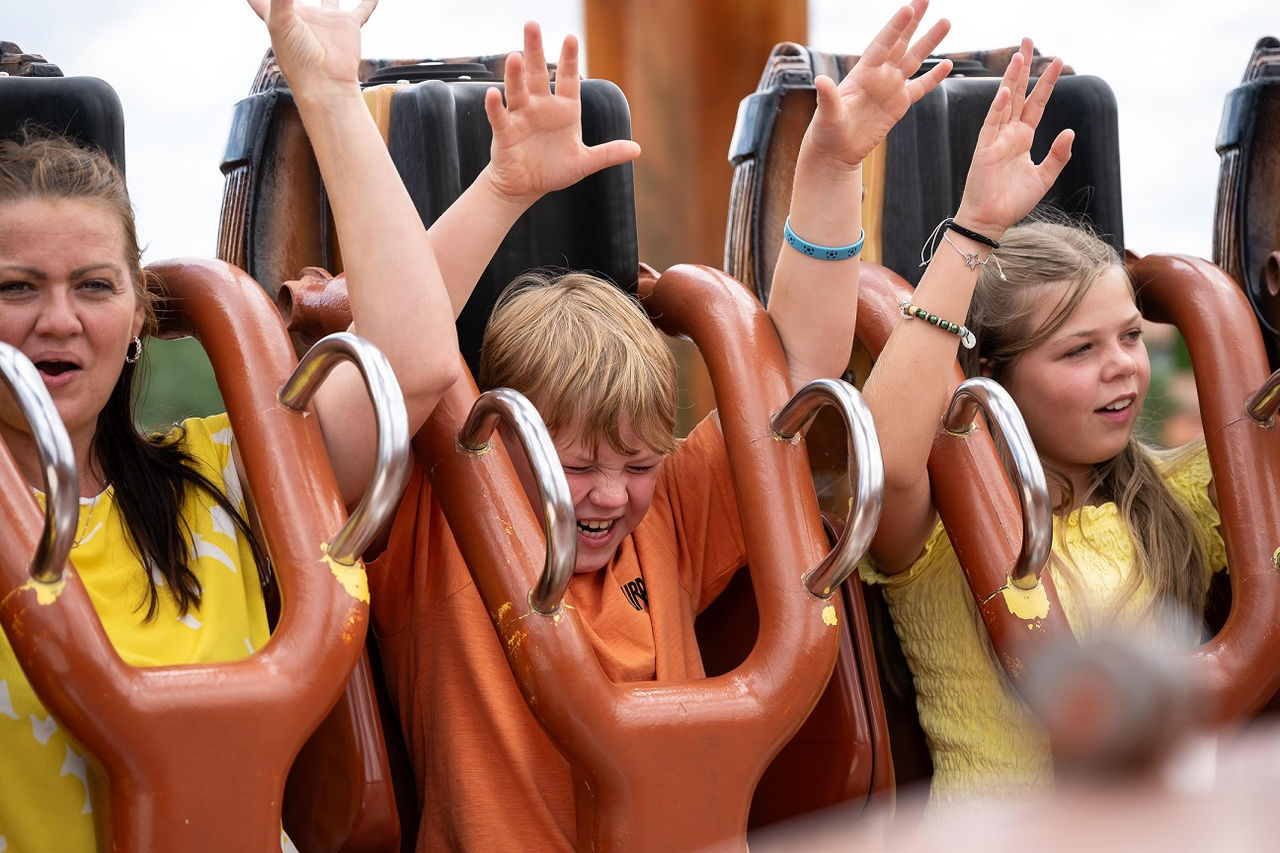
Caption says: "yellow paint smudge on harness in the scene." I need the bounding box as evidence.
[320,542,369,604]
[1000,581,1049,621]
[21,576,66,605]
[822,604,838,626]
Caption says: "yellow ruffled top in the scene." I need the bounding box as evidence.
[861,443,1225,805]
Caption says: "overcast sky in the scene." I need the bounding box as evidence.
[2,1,1274,265]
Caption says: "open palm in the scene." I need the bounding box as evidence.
[246,0,372,97]
[956,41,1075,238]
[484,23,640,205]
[807,0,951,169]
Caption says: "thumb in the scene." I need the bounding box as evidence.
[583,139,642,174]
[1038,128,1075,186]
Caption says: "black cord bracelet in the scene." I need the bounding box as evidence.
[942,218,1000,250]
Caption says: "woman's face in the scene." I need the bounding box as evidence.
[999,266,1151,499]
[0,197,145,451]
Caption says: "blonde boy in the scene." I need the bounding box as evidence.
[369,6,952,849]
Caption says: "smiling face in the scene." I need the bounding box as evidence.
[554,419,665,574]
[995,266,1150,499]
[0,196,145,454]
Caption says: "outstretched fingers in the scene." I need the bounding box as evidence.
[901,16,949,74]
[484,85,510,134]
[1007,38,1034,119]
[353,0,377,25]
[554,33,581,103]
[858,4,918,68]
[1019,56,1064,131]
[502,51,529,114]
[974,83,1014,150]
[521,21,552,97]
[905,55,951,104]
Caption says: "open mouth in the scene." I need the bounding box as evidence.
[1097,398,1132,414]
[35,360,79,377]
[577,519,616,541]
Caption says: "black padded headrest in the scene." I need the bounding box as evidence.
[387,78,638,373]
[880,73,1122,283]
[728,45,1122,294]
[219,53,638,375]
[0,71,126,174]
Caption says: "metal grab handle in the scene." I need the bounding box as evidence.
[279,331,411,564]
[1246,367,1280,424]
[771,378,884,598]
[459,388,577,615]
[0,342,78,583]
[943,377,1051,590]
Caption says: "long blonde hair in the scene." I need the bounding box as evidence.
[960,219,1210,622]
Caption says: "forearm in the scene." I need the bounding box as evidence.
[862,228,993,504]
[294,84,459,411]
[425,166,536,318]
[766,153,864,389]
[859,229,995,572]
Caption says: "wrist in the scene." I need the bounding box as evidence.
[794,146,865,187]
[476,165,540,217]
[292,79,364,114]
[951,205,1007,245]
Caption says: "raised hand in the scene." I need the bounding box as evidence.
[805,0,952,172]
[483,22,642,206]
[246,0,374,100]
[954,39,1074,240]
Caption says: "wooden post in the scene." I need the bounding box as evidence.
[584,0,806,426]
[584,0,805,269]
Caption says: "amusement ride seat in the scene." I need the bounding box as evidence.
[1215,36,1280,369]
[725,37,1280,781]
[0,60,412,851]
[234,40,895,850]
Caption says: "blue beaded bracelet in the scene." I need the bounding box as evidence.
[783,216,866,260]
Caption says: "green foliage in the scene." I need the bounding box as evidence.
[134,337,224,433]
[1136,326,1197,449]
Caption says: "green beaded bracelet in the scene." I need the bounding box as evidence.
[898,298,977,349]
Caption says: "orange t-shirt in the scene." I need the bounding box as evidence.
[368,416,746,851]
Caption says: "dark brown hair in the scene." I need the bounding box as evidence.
[0,129,269,618]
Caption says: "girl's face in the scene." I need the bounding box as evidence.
[998,266,1150,500]
[0,197,145,452]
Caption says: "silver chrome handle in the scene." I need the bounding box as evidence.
[771,378,884,598]
[279,332,411,564]
[0,342,78,583]
[1246,367,1280,425]
[459,388,577,615]
[943,377,1051,590]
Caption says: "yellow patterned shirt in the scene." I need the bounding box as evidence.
[861,443,1226,807]
[0,414,273,852]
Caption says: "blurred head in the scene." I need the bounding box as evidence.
[0,131,151,451]
[960,220,1149,496]
[480,271,679,571]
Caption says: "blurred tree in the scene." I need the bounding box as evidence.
[134,337,224,432]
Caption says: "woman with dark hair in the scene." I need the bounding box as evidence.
[0,0,463,848]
